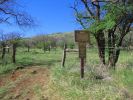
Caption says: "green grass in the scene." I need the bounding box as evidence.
[49,48,133,100]
[0,86,8,99]
[16,48,62,67]
[0,48,62,74]
[51,65,122,100]
[0,64,16,74]
[0,47,133,100]
[33,84,43,99]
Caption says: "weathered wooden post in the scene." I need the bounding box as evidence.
[12,43,17,63]
[75,30,90,78]
[61,43,67,67]
[1,43,6,59]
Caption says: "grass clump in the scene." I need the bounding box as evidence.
[0,64,16,74]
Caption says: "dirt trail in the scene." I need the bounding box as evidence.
[0,66,50,100]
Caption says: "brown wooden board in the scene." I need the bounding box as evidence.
[75,30,90,42]
[78,43,86,58]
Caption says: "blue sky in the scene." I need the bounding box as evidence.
[0,0,81,37]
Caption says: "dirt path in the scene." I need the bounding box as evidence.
[0,66,50,100]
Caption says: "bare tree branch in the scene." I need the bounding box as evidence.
[0,0,35,28]
[81,0,94,17]
[0,0,10,4]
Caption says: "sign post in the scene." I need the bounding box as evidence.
[81,57,84,78]
[75,30,89,78]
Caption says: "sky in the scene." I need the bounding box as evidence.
[0,0,82,37]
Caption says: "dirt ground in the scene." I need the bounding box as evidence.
[0,66,50,100]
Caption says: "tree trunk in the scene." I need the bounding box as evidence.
[114,36,124,65]
[95,31,106,65]
[12,43,17,63]
[28,46,30,52]
[48,45,51,52]
[1,43,6,59]
[43,44,46,53]
[108,32,125,69]
[108,30,116,68]
[7,48,10,53]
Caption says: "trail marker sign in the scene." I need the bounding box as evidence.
[75,30,89,42]
[75,30,90,78]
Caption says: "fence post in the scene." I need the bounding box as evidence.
[61,43,67,67]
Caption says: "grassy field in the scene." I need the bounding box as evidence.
[0,47,133,100]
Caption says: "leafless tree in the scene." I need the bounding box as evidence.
[0,32,8,59]
[23,39,34,52]
[0,0,35,63]
[6,32,21,63]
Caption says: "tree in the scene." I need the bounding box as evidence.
[72,0,106,64]
[72,0,133,68]
[0,0,35,63]
[7,32,21,63]
[101,1,133,67]
[23,39,34,52]
[0,32,7,59]
[32,34,49,52]
[43,36,50,53]
[122,29,133,48]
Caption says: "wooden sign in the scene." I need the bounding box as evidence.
[75,30,89,42]
[78,43,86,58]
[74,30,90,78]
